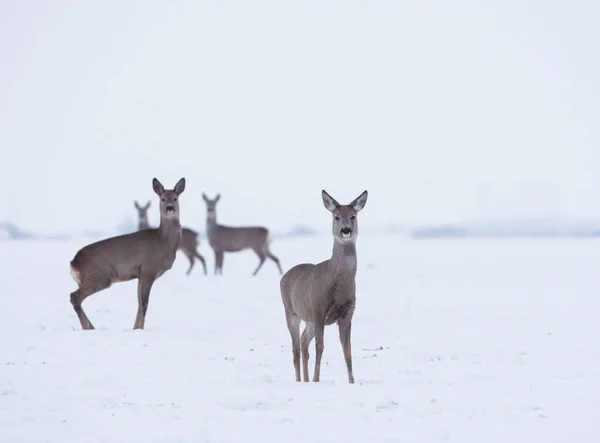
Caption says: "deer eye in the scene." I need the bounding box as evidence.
[350,215,355,220]
[334,216,340,221]
[174,198,177,202]
[161,198,166,202]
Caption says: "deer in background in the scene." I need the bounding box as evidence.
[280,189,368,383]
[202,193,283,276]
[134,200,207,276]
[70,178,186,330]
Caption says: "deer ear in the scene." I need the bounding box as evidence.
[215,194,221,202]
[202,193,209,202]
[134,200,141,210]
[322,190,340,212]
[144,201,151,210]
[174,178,186,195]
[350,190,368,212]
[152,178,165,196]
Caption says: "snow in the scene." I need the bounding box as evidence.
[0,235,598,442]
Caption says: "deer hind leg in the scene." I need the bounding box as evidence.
[312,319,326,382]
[251,248,267,276]
[214,250,224,275]
[183,250,195,275]
[69,277,111,330]
[338,317,355,384]
[70,289,95,330]
[194,251,207,275]
[133,277,154,330]
[264,245,283,275]
[300,323,315,382]
[266,249,283,275]
[285,311,302,382]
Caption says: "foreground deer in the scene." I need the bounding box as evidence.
[134,200,207,276]
[202,193,283,276]
[69,178,186,330]
[280,189,368,383]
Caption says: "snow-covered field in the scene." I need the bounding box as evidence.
[0,235,598,442]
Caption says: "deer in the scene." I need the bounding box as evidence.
[202,193,283,276]
[133,200,151,231]
[69,178,186,330]
[280,189,368,384]
[134,200,207,276]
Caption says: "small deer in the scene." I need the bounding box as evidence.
[280,189,368,383]
[202,193,283,276]
[133,200,151,230]
[133,200,207,276]
[69,178,186,330]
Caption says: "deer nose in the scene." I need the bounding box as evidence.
[341,227,351,235]
[166,205,175,213]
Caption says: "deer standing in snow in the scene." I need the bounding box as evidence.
[134,200,207,276]
[202,193,283,276]
[280,189,368,383]
[69,178,186,330]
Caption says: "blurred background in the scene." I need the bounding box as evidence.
[1,0,599,241]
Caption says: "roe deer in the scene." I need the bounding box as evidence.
[202,193,283,276]
[134,200,207,276]
[69,178,186,330]
[134,200,151,230]
[280,189,368,383]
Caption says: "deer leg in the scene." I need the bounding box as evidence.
[285,311,301,382]
[133,277,154,330]
[194,251,207,275]
[70,278,111,330]
[300,323,315,382]
[265,248,283,275]
[70,288,96,330]
[338,317,355,384]
[214,250,224,275]
[251,248,267,276]
[183,251,195,275]
[312,319,325,382]
[218,251,225,275]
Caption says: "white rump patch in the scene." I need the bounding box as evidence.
[70,265,81,285]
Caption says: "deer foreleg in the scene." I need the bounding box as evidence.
[338,317,355,384]
[301,323,315,382]
[312,319,325,382]
[134,277,154,330]
[285,311,301,382]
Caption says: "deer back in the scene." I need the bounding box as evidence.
[208,225,268,252]
[71,225,181,284]
[179,227,199,253]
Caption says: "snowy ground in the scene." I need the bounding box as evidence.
[0,234,598,442]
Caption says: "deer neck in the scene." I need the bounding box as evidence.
[138,218,149,230]
[158,216,182,244]
[206,212,218,234]
[329,240,357,279]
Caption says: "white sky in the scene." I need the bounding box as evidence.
[1,0,599,234]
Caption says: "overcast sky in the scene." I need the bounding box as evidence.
[1,0,598,235]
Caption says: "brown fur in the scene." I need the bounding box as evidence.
[202,193,283,276]
[69,178,186,330]
[134,200,207,276]
[280,189,368,383]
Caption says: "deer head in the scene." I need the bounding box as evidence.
[322,190,368,244]
[153,178,186,220]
